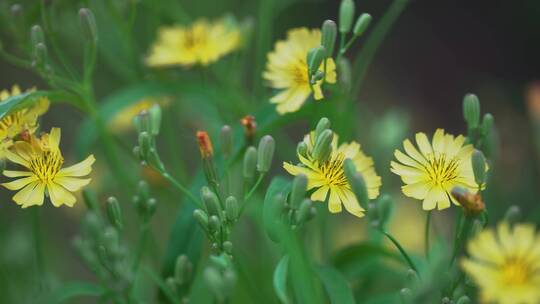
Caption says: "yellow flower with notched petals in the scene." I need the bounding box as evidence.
[284,132,381,218]
[264,28,337,114]
[461,222,540,304]
[146,17,241,67]
[2,128,95,208]
[391,129,483,211]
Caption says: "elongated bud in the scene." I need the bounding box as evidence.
[243,146,257,179]
[257,135,275,173]
[220,125,233,158]
[296,142,308,158]
[240,115,256,145]
[208,215,221,233]
[504,205,521,225]
[33,42,47,67]
[149,104,162,136]
[10,4,22,16]
[223,241,233,255]
[137,180,150,201]
[344,158,369,207]
[174,255,193,286]
[138,131,151,159]
[312,129,333,163]
[339,0,355,33]
[133,110,151,134]
[353,13,372,36]
[79,8,98,43]
[193,209,209,229]
[451,187,485,215]
[463,94,481,129]
[471,149,487,186]
[225,196,239,222]
[295,199,313,224]
[144,198,157,219]
[315,117,331,139]
[399,288,413,304]
[102,226,119,252]
[196,131,214,159]
[166,277,178,294]
[106,197,123,229]
[406,269,418,283]
[31,25,45,47]
[376,194,393,224]
[222,269,237,294]
[456,296,471,304]
[201,187,221,216]
[204,268,225,300]
[290,174,307,209]
[307,46,326,77]
[481,113,494,135]
[321,20,337,57]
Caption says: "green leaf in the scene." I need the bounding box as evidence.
[39,281,106,303]
[263,176,291,243]
[273,255,290,304]
[0,90,82,120]
[315,265,356,304]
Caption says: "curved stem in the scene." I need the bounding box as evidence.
[132,223,150,273]
[380,229,419,276]
[161,171,203,209]
[424,210,432,259]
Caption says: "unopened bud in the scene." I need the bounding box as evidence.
[504,205,521,225]
[133,110,150,133]
[201,187,221,216]
[240,115,256,145]
[193,209,209,229]
[339,0,355,33]
[31,25,45,48]
[257,135,275,173]
[312,129,333,163]
[344,159,369,207]
[208,215,220,233]
[243,146,257,179]
[338,58,352,90]
[265,193,286,242]
[399,288,413,303]
[102,226,119,252]
[321,20,337,57]
[481,113,494,135]
[451,187,485,215]
[307,45,326,77]
[220,125,233,158]
[33,42,47,67]
[441,297,452,304]
[149,104,162,136]
[204,268,225,299]
[82,211,102,239]
[166,277,178,294]
[353,13,372,36]
[138,131,151,159]
[137,180,150,201]
[406,269,418,283]
[290,174,308,209]
[315,117,331,140]
[106,197,123,229]
[10,4,22,16]
[297,142,308,158]
[295,199,313,224]
[376,194,393,224]
[145,198,157,218]
[174,255,192,286]
[222,269,237,294]
[463,94,481,129]
[196,131,214,159]
[471,149,487,186]
[79,8,98,43]
[223,241,233,254]
[225,196,239,222]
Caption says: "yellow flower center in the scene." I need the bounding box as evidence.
[0,112,25,134]
[425,153,459,186]
[318,153,347,187]
[501,257,533,285]
[292,60,309,87]
[29,150,64,182]
[183,29,206,51]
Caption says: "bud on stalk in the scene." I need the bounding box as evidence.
[257,135,275,173]
[149,104,162,136]
[220,125,233,159]
[463,93,481,129]
[106,197,123,229]
[240,115,256,145]
[243,146,257,179]
[471,149,487,186]
[197,131,219,188]
[312,129,333,163]
[321,20,337,57]
[353,13,372,37]
[290,174,307,209]
[339,0,355,34]
[79,8,98,43]
[225,196,239,222]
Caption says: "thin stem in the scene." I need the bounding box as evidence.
[161,171,203,209]
[380,229,419,276]
[450,211,474,267]
[239,174,265,216]
[132,223,150,273]
[340,35,358,56]
[424,210,432,259]
[32,207,45,290]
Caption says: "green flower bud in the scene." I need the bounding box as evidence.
[174,255,192,286]
[312,129,333,163]
[133,110,151,134]
[220,125,233,159]
[166,277,178,294]
[297,141,308,158]
[481,113,494,135]
[456,296,471,304]
[30,25,45,48]
[504,205,521,225]
[132,146,142,160]
[399,288,413,303]
[208,215,221,233]
[144,198,157,219]
[295,199,313,224]
[102,226,119,252]
[290,174,308,209]
[137,180,150,201]
[204,267,225,300]
[376,194,393,225]
[471,149,487,186]
[463,93,481,129]
[201,187,222,216]
[338,58,352,90]
[193,209,209,229]
[257,135,275,173]
[222,269,237,296]
[339,0,355,33]
[344,158,369,206]
[82,212,102,240]
[10,4,22,17]
[243,146,257,179]
[406,269,418,283]
[33,42,47,68]
[223,241,233,255]
[307,46,326,77]
[315,117,331,140]
[138,131,151,159]
[225,196,239,222]
[321,20,337,57]
[149,104,162,136]
[79,8,98,43]
[353,13,372,36]
[106,197,123,229]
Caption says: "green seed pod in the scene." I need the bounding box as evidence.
[463,93,481,129]
[312,129,333,163]
[307,46,326,77]
[79,8,98,43]
[297,141,308,158]
[220,125,233,159]
[243,146,257,179]
[106,197,123,229]
[223,241,233,255]
[295,199,313,224]
[208,215,221,233]
[201,187,222,216]
[257,135,275,173]
[339,0,355,33]
[30,25,45,48]
[456,296,471,304]
[149,104,162,136]
[504,205,521,225]
[353,13,372,37]
[321,20,337,57]
[315,117,331,140]
[290,174,308,209]
[193,209,209,229]
[225,196,239,222]
[471,149,487,186]
[174,255,192,286]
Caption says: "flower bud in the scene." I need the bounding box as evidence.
[376,194,393,224]
[295,199,313,224]
[321,20,337,57]
[133,110,150,134]
[33,42,47,68]
[296,142,308,158]
[166,277,178,294]
[399,288,413,303]
[144,198,157,219]
[137,180,150,201]
[406,269,418,284]
[456,296,471,304]
[196,131,214,159]
[79,8,98,43]
[240,115,256,145]
[504,205,521,225]
[149,104,162,136]
[197,131,219,187]
[441,297,452,304]
[312,129,333,163]
[338,58,352,90]
[10,4,22,17]
[353,13,372,36]
[225,196,239,222]
[243,146,257,179]
[201,186,221,217]
[220,125,233,159]
[208,215,221,233]
[193,209,209,229]
[82,211,102,240]
[471,149,487,186]
[174,255,193,286]
[315,117,331,140]
[204,267,225,300]
[451,187,485,215]
[138,131,151,160]
[106,196,123,229]
[102,226,119,252]
[481,113,494,135]
[223,241,233,255]
[30,25,45,48]
[463,93,481,129]
[307,46,326,77]
[344,158,369,207]
[257,135,275,173]
[222,269,237,295]
[290,174,307,209]
[339,0,355,33]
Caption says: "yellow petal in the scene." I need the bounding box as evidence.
[415,132,433,157]
[403,139,427,165]
[47,182,76,207]
[311,186,329,202]
[431,129,446,154]
[2,176,37,190]
[54,176,91,192]
[48,127,61,150]
[338,188,364,218]
[3,170,33,178]
[12,181,45,207]
[57,155,95,177]
[327,187,342,213]
[402,182,430,200]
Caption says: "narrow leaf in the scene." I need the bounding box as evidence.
[273,255,290,304]
[315,265,356,304]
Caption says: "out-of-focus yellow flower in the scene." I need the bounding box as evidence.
[146,17,241,67]
[461,222,540,304]
[2,128,95,208]
[391,129,483,211]
[0,85,49,158]
[108,97,170,133]
[264,28,337,114]
[284,131,381,218]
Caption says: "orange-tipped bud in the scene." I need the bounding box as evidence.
[240,115,256,144]
[451,187,485,215]
[196,131,214,159]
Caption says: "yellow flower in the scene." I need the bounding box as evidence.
[146,17,241,67]
[391,129,481,211]
[283,132,381,218]
[2,128,95,208]
[264,28,337,114]
[108,97,170,133]
[0,85,50,158]
[461,222,540,304]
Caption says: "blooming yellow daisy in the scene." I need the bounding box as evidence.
[284,132,381,218]
[108,97,170,133]
[0,85,49,158]
[391,129,482,211]
[461,222,540,304]
[2,128,95,208]
[146,17,241,67]
[263,28,337,114]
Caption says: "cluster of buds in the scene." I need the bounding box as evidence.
[296,117,334,164]
[462,94,497,158]
[133,104,165,171]
[165,255,193,302]
[203,254,237,303]
[132,180,158,223]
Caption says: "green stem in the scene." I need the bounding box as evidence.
[424,211,432,259]
[380,229,419,276]
[32,207,45,290]
[239,174,265,216]
[132,223,150,273]
[450,211,474,267]
[160,171,203,209]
